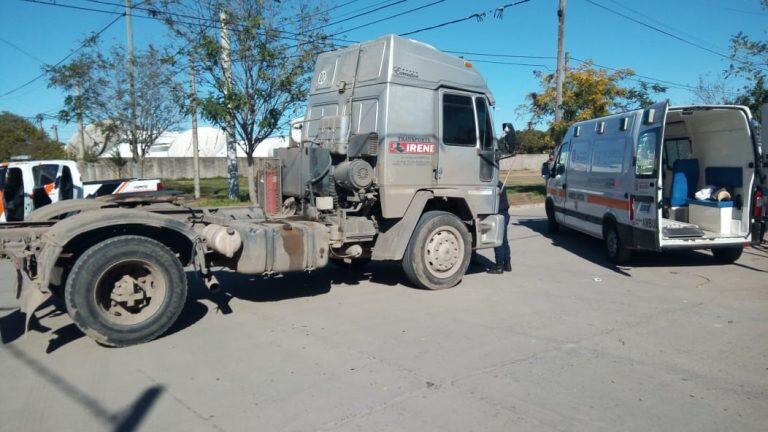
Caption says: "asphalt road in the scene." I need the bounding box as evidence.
[1,207,767,432]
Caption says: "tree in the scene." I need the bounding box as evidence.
[522,60,666,144]
[515,128,554,154]
[47,45,185,172]
[693,74,735,105]
[0,112,67,161]
[726,1,768,120]
[158,0,334,203]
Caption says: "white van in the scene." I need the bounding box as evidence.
[544,102,765,263]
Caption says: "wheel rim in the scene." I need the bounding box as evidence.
[423,225,464,279]
[606,229,618,257]
[93,259,167,326]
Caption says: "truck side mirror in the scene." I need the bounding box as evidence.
[499,123,517,156]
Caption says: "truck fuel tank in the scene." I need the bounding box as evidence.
[206,220,329,274]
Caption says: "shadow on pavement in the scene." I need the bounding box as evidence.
[4,343,163,432]
[513,215,752,275]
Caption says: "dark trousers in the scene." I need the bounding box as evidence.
[494,212,510,264]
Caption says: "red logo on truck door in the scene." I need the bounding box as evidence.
[388,139,436,154]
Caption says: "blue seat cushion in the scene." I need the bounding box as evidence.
[689,199,734,208]
[670,159,699,207]
[705,167,742,188]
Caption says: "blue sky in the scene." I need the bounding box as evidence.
[0,0,765,142]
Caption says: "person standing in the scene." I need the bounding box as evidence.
[488,180,511,274]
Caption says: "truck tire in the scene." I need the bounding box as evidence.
[402,211,472,290]
[64,235,187,347]
[604,222,631,264]
[711,247,743,263]
[545,200,559,234]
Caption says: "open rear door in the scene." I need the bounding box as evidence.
[631,100,668,250]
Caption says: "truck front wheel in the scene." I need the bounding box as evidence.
[402,211,472,290]
[64,235,187,347]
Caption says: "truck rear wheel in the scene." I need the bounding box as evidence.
[64,235,187,347]
[402,211,472,290]
[711,247,743,263]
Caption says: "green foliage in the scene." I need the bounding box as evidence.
[522,61,666,143]
[47,44,183,162]
[0,112,67,161]
[726,2,768,120]
[515,129,554,154]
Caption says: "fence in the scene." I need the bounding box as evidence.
[79,154,549,181]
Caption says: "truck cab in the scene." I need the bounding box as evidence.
[283,35,515,281]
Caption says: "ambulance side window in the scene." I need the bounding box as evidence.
[443,94,477,146]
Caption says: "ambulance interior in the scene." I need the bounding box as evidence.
[660,107,755,240]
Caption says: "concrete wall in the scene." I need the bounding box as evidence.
[80,154,550,181]
[500,154,549,172]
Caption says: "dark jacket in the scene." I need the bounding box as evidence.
[497,181,509,211]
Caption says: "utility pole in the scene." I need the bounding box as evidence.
[190,60,201,199]
[126,0,139,177]
[76,82,86,159]
[220,10,239,200]
[51,125,59,143]
[554,0,567,123]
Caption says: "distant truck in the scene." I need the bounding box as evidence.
[0,159,162,222]
[0,35,516,347]
[544,102,767,263]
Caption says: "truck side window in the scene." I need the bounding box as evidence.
[636,131,658,177]
[475,97,494,150]
[443,94,477,146]
[0,166,6,191]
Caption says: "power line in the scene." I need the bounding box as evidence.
[0,36,46,64]
[445,50,555,60]
[0,12,125,99]
[582,0,765,72]
[400,0,532,37]
[333,0,447,35]
[315,0,410,31]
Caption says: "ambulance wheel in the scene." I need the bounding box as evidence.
[65,235,187,347]
[403,211,472,290]
[711,247,743,264]
[545,201,559,233]
[604,223,631,264]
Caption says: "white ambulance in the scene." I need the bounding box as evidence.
[544,102,765,263]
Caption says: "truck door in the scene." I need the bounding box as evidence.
[632,101,668,250]
[437,91,480,186]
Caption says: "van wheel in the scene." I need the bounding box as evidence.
[545,201,559,233]
[403,211,472,290]
[711,247,743,264]
[604,223,631,264]
[64,235,187,347]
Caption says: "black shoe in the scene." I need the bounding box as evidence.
[504,259,512,272]
[487,265,504,274]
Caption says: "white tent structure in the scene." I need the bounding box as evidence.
[102,126,289,158]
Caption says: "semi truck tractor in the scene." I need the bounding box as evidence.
[0,35,516,347]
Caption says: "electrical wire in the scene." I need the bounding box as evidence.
[333,0,447,35]
[582,0,766,72]
[399,0,531,37]
[0,12,125,99]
